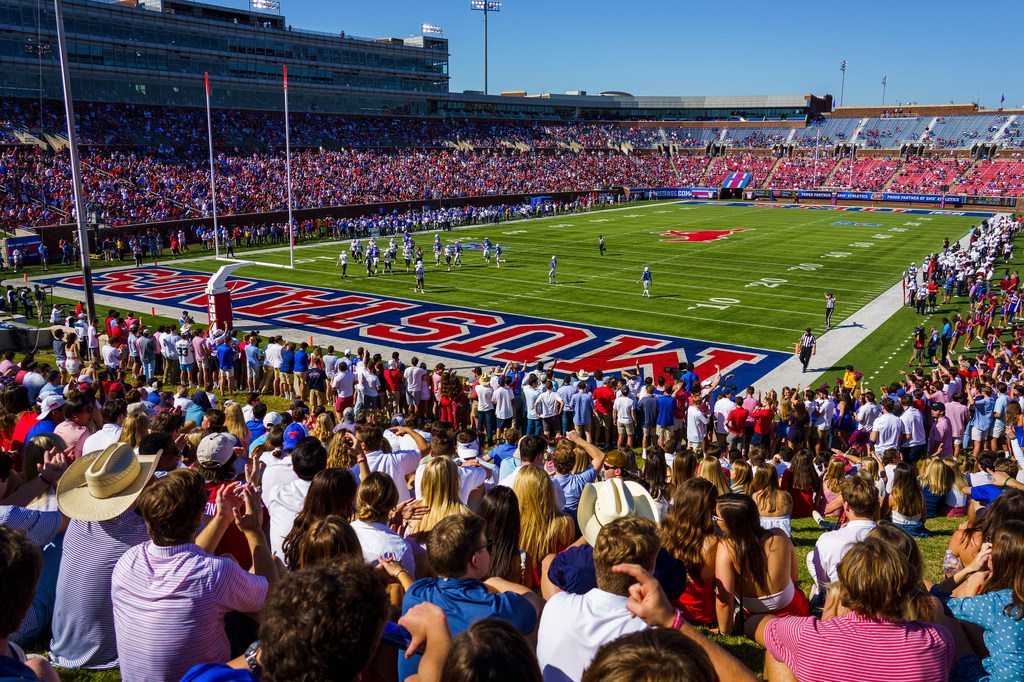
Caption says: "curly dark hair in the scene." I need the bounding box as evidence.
[259,557,389,682]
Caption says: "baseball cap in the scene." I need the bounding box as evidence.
[196,433,236,467]
[263,412,284,428]
[290,399,309,412]
[283,422,308,450]
[604,449,636,472]
[390,414,406,427]
[930,403,946,412]
[38,395,66,421]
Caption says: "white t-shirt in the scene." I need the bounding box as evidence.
[360,369,379,398]
[536,391,563,419]
[493,387,514,419]
[265,478,310,559]
[404,366,426,393]
[872,413,905,452]
[365,449,421,502]
[687,405,708,443]
[475,383,495,411]
[713,397,734,434]
[101,345,121,367]
[332,370,356,398]
[264,343,283,369]
[612,396,633,424]
[900,406,926,447]
[351,519,415,576]
[87,324,98,348]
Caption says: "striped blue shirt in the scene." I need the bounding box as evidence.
[49,511,149,670]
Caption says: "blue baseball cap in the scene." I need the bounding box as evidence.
[283,423,309,450]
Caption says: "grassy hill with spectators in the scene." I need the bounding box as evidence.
[171,201,981,355]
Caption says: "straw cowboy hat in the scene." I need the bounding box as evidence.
[56,443,159,522]
[577,478,661,546]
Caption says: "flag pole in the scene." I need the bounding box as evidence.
[205,72,220,260]
[284,65,295,269]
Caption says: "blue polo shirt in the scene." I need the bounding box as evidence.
[486,442,517,468]
[216,344,234,371]
[552,467,598,512]
[280,349,295,374]
[399,578,536,680]
[567,391,595,426]
[293,349,309,374]
[638,394,658,428]
[547,545,687,600]
[973,396,995,431]
[656,394,676,428]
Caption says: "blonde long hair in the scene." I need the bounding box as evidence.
[223,402,250,450]
[411,457,470,536]
[513,464,569,562]
[309,412,336,444]
[824,458,846,496]
[697,457,731,496]
[119,413,149,449]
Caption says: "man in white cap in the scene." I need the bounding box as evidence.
[25,395,66,443]
[50,443,156,669]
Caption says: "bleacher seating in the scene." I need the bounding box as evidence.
[952,158,1024,196]
[767,155,838,189]
[824,157,900,191]
[887,157,974,193]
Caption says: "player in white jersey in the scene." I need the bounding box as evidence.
[638,267,652,298]
[351,238,361,263]
[548,256,558,284]
[337,250,348,278]
[444,245,453,271]
[414,260,425,293]
[403,243,413,273]
[383,249,393,275]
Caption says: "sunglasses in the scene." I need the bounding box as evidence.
[475,538,495,553]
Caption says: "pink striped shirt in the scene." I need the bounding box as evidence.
[764,611,953,682]
[111,541,267,682]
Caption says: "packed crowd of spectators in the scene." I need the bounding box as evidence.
[953,160,1024,197]
[824,157,901,191]
[887,157,974,193]
[764,155,836,190]
[1,216,1024,682]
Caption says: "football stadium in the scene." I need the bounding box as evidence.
[1,0,1023,680]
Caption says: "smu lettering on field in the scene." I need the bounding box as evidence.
[40,267,788,385]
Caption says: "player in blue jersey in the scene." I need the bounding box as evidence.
[599,235,606,256]
[433,238,442,265]
[483,237,492,263]
[549,256,558,284]
[638,267,652,298]
[495,244,503,267]
[455,241,463,268]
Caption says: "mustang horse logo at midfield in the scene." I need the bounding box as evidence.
[655,228,750,242]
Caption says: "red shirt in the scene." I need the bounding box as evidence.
[726,408,748,435]
[203,481,269,570]
[384,368,402,392]
[751,408,774,435]
[593,386,615,414]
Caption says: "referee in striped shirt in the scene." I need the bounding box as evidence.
[796,328,816,373]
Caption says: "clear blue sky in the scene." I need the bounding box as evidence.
[250,0,1017,109]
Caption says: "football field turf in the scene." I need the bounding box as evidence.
[180,200,980,351]
[36,200,994,386]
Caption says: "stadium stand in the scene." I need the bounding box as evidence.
[886,157,974,193]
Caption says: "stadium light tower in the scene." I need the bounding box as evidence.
[470,1,501,95]
[839,60,848,108]
[881,75,888,107]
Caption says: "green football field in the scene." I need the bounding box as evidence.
[170,201,983,357]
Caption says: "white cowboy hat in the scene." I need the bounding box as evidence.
[56,443,159,522]
[577,370,592,381]
[577,478,661,546]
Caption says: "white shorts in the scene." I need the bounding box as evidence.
[971,427,988,442]
[992,425,1006,439]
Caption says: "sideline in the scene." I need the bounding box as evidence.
[753,220,992,390]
